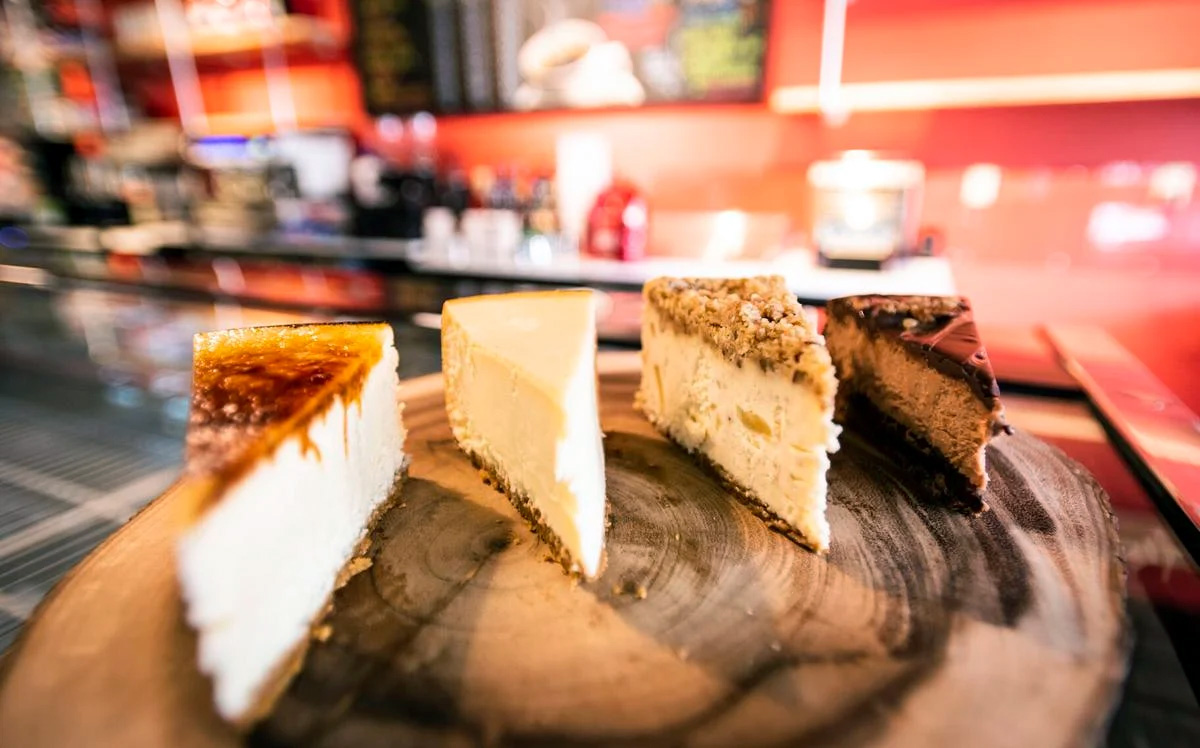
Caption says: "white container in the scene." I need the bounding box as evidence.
[461,208,523,265]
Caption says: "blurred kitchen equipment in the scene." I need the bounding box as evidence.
[808,151,924,269]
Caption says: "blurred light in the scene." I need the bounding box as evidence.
[592,289,614,321]
[814,151,873,190]
[704,210,748,260]
[156,0,208,135]
[0,226,29,249]
[1087,202,1168,249]
[959,164,1002,209]
[527,234,553,265]
[622,201,647,229]
[105,385,145,409]
[818,0,849,126]
[149,371,191,398]
[411,312,442,330]
[773,69,1200,114]
[411,112,437,141]
[211,257,246,293]
[188,135,250,166]
[378,115,404,142]
[213,302,247,331]
[808,151,923,191]
[1149,162,1196,205]
[840,192,877,231]
[246,136,271,160]
[165,396,190,423]
[0,264,49,286]
[1098,161,1143,188]
[556,132,613,242]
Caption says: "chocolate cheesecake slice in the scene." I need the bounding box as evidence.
[824,295,1009,511]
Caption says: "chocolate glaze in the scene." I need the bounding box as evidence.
[827,295,1005,415]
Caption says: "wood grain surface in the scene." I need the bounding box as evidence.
[0,352,1128,747]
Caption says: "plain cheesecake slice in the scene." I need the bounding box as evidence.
[824,295,1009,511]
[638,276,841,552]
[442,290,607,578]
[178,322,408,726]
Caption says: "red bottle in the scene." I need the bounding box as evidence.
[585,182,647,261]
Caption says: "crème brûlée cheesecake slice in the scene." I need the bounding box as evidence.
[442,290,607,578]
[638,276,841,553]
[178,322,408,726]
[823,295,1009,512]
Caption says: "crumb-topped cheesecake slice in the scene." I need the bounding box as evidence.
[638,276,840,552]
[442,290,607,578]
[824,295,1009,511]
[179,322,408,726]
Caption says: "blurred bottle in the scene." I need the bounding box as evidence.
[350,156,434,240]
[585,182,647,262]
[393,114,438,239]
[468,165,496,208]
[459,163,521,263]
[525,174,558,236]
[436,160,471,220]
[349,149,393,237]
[351,115,437,240]
[385,165,436,240]
[490,165,519,211]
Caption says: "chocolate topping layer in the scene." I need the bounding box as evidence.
[827,295,1003,412]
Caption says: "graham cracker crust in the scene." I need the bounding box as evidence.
[227,462,409,729]
[464,449,593,579]
[840,395,988,513]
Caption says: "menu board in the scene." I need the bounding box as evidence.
[352,0,770,114]
[353,0,437,115]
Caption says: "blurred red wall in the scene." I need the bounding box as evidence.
[139,0,1200,404]
[424,0,1200,219]
[148,0,1200,185]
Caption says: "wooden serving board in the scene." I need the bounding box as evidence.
[0,352,1128,747]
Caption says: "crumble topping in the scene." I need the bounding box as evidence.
[644,276,836,400]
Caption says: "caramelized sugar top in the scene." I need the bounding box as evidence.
[186,322,387,493]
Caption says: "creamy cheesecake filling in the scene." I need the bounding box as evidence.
[640,306,840,552]
[177,343,407,723]
[824,318,992,489]
[442,297,606,578]
[556,341,607,574]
